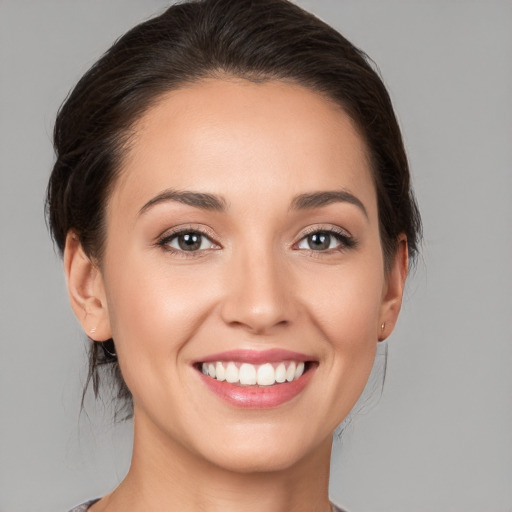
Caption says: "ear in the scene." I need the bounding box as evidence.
[378,235,409,341]
[64,232,112,341]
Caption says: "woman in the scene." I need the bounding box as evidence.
[46,0,421,510]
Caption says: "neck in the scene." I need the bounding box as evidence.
[97,409,333,512]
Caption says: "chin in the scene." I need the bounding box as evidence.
[206,446,313,474]
[193,424,330,475]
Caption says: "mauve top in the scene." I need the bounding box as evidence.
[68,500,99,511]
[68,499,347,511]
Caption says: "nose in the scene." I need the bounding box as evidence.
[219,245,297,335]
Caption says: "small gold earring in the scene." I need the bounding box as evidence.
[381,323,385,331]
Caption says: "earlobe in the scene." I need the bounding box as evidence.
[64,232,112,341]
[378,235,409,341]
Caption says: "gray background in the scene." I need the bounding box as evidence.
[0,1,511,511]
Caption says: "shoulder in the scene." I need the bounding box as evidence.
[68,499,345,512]
[68,499,100,512]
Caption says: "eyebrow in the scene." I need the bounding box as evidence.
[290,190,368,218]
[138,189,227,215]
[138,188,367,218]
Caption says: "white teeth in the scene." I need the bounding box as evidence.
[215,362,226,381]
[239,363,257,385]
[257,363,275,386]
[295,362,305,379]
[225,362,239,383]
[286,362,296,382]
[275,363,286,383]
[201,360,308,386]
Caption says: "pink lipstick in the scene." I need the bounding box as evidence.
[194,349,317,408]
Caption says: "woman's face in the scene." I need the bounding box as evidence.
[74,79,406,473]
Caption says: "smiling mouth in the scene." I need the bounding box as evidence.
[195,360,315,387]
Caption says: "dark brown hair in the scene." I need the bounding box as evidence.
[46,0,421,418]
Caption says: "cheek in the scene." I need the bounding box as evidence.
[304,260,384,410]
[103,254,220,365]
[298,253,384,403]
[300,260,384,345]
[101,259,215,416]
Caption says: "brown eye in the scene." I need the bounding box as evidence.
[177,232,202,251]
[306,232,331,250]
[296,229,355,252]
[163,231,216,252]
[299,231,337,251]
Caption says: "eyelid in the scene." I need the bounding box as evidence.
[154,223,355,256]
[298,224,352,240]
[292,224,357,252]
[155,224,221,256]
[156,223,218,242]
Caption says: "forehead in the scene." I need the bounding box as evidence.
[110,78,376,217]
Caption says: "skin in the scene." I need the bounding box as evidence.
[65,79,408,512]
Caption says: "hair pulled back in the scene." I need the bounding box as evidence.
[46,0,421,417]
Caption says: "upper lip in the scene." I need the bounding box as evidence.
[195,348,314,365]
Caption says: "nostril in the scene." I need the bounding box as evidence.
[219,265,297,333]
[224,317,291,335]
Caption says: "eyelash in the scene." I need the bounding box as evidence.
[156,226,220,258]
[293,226,357,254]
[156,226,357,258]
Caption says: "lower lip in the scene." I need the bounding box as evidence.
[197,366,315,409]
